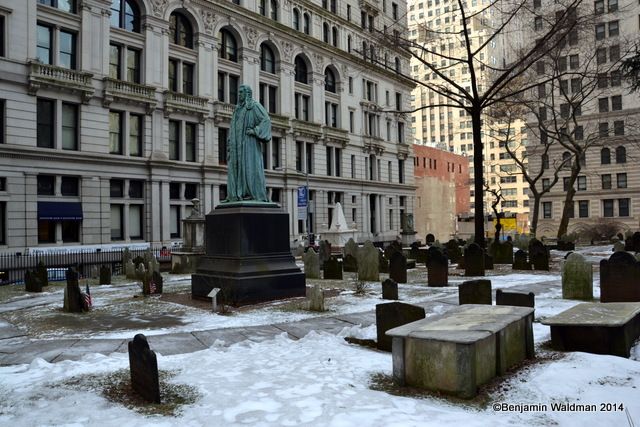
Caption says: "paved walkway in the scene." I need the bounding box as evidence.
[0,279,560,366]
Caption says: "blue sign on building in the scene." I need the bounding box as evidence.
[297,186,308,220]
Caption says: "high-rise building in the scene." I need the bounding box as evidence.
[0,0,416,251]
[406,0,530,227]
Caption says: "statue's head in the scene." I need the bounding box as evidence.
[239,85,253,103]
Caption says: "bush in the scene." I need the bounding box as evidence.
[575,219,625,243]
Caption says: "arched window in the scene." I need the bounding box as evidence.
[303,13,310,35]
[325,68,336,93]
[111,0,140,32]
[259,0,266,15]
[332,27,338,47]
[270,0,278,20]
[293,8,300,31]
[615,146,626,163]
[169,12,193,49]
[562,151,571,164]
[395,57,401,73]
[218,29,238,62]
[370,45,376,63]
[294,56,308,84]
[323,23,330,43]
[601,147,610,164]
[260,43,275,74]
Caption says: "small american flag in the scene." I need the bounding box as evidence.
[149,279,156,295]
[83,283,92,309]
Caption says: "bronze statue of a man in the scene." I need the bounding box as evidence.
[224,85,270,202]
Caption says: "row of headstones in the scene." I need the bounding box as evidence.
[24,262,113,293]
[562,251,640,302]
[624,231,640,252]
[375,281,534,351]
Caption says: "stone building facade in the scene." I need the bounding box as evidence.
[0,0,415,251]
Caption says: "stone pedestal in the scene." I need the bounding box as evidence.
[400,231,417,246]
[172,199,206,273]
[192,203,306,306]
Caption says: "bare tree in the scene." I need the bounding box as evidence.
[484,182,504,241]
[373,0,591,247]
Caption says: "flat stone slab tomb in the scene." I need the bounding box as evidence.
[386,305,534,399]
[541,302,640,357]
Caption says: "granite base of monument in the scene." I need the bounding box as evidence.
[192,203,306,306]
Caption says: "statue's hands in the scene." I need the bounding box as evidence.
[246,128,256,137]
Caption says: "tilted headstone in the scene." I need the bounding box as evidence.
[427,247,448,287]
[99,265,112,285]
[308,284,325,311]
[496,289,535,308]
[382,278,398,300]
[444,239,462,264]
[323,256,343,280]
[613,241,625,252]
[303,249,320,279]
[389,251,407,284]
[24,270,43,293]
[36,261,48,288]
[464,243,485,276]
[459,279,492,305]
[426,233,435,245]
[319,240,331,270]
[125,259,136,279]
[600,251,640,302]
[528,239,549,271]
[343,254,358,272]
[358,241,379,281]
[375,302,425,351]
[378,249,389,274]
[135,263,147,281]
[561,253,593,300]
[624,232,640,252]
[490,241,514,264]
[343,238,359,259]
[128,334,160,403]
[512,250,531,270]
[63,267,83,313]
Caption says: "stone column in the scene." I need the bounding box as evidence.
[312,72,325,124]
[242,48,260,93]
[280,62,295,117]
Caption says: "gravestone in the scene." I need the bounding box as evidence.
[63,267,83,313]
[382,278,398,300]
[496,289,535,308]
[294,245,305,257]
[458,279,492,305]
[343,238,359,259]
[613,241,625,252]
[24,270,43,293]
[122,248,132,268]
[426,233,435,245]
[343,254,358,272]
[600,252,640,302]
[128,334,160,403]
[378,249,389,274]
[409,242,421,264]
[464,243,485,276]
[512,250,531,270]
[375,302,425,351]
[125,259,136,279]
[384,241,402,261]
[303,249,320,279]
[389,251,408,284]
[528,239,549,271]
[151,271,163,294]
[427,247,448,287]
[561,253,593,300]
[308,284,325,311]
[624,232,640,252]
[490,241,514,264]
[135,263,147,281]
[444,239,462,264]
[148,256,160,274]
[323,256,343,280]
[99,265,112,285]
[358,241,379,281]
[485,253,494,270]
[319,240,331,270]
[36,261,48,288]
[133,255,145,269]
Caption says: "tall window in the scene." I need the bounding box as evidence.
[323,23,330,43]
[218,127,228,165]
[293,8,300,31]
[169,120,180,160]
[109,111,123,154]
[185,123,196,162]
[270,0,278,20]
[543,201,552,218]
[37,99,54,148]
[295,56,308,83]
[59,30,77,69]
[303,13,310,35]
[601,147,610,164]
[260,44,276,74]
[219,29,238,62]
[110,0,140,32]
[36,24,53,64]
[615,146,626,163]
[169,12,193,49]
[38,0,76,13]
[61,103,78,150]
[130,114,142,156]
[110,44,141,83]
[325,68,336,92]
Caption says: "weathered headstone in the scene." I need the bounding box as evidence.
[378,249,389,274]
[343,238,359,259]
[389,251,407,284]
[303,248,320,279]
[600,252,640,302]
[528,239,549,271]
[427,247,448,287]
[512,250,531,270]
[148,256,160,274]
[409,242,421,263]
[459,279,492,305]
[24,270,43,293]
[99,265,112,285]
[561,253,593,300]
[63,267,83,312]
[496,289,535,308]
[357,241,379,281]
[128,334,160,403]
[464,243,485,276]
[323,256,343,280]
[36,261,48,288]
[490,241,514,264]
[613,241,625,252]
[444,239,462,264]
[319,240,331,270]
[151,270,163,294]
[294,245,305,257]
[484,253,494,270]
[135,263,147,281]
[125,259,136,279]
[426,233,435,245]
[624,232,640,252]
[375,302,425,351]
[308,284,325,311]
[382,278,398,300]
[343,253,358,272]
[384,241,402,261]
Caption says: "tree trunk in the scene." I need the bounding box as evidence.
[471,109,485,247]
[556,161,581,238]
[529,190,541,237]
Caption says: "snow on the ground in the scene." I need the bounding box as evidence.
[0,330,638,426]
